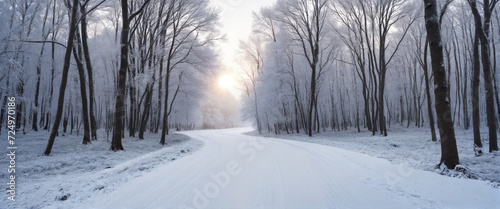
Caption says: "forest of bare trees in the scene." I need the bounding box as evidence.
[0,0,499,168]
[0,0,228,155]
[239,0,500,168]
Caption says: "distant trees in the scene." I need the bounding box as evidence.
[239,0,339,136]
[245,0,425,136]
[246,0,498,144]
[276,0,329,137]
[237,0,500,166]
[158,0,220,145]
[331,0,418,136]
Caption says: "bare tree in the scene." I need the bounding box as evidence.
[33,0,51,132]
[423,0,460,168]
[159,0,220,145]
[79,0,98,140]
[111,0,151,151]
[276,0,329,137]
[73,25,92,145]
[44,0,80,155]
[238,36,265,134]
[468,0,499,152]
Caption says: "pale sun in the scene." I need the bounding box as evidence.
[218,75,235,89]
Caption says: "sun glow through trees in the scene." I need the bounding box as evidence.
[218,74,236,90]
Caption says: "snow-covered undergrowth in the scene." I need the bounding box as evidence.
[251,126,500,184]
[0,129,203,209]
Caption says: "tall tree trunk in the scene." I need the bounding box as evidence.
[128,83,136,137]
[111,0,130,151]
[472,33,482,149]
[379,41,387,136]
[423,0,460,169]
[155,54,163,134]
[294,102,300,133]
[139,84,153,139]
[308,65,316,137]
[155,18,168,134]
[161,72,171,145]
[33,43,45,132]
[423,39,437,141]
[32,2,51,132]
[160,26,176,144]
[492,36,500,125]
[73,28,91,145]
[80,3,98,140]
[44,0,80,155]
[480,38,499,152]
[469,0,499,152]
[254,81,262,134]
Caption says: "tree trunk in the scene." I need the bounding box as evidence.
[254,81,262,134]
[155,54,163,134]
[308,65,316,137]
[33,43,45,132]
[44,0,80,155]
[480,38,499,152]
[469,0,499,152]
[73,29,91,145]
[139,84,153,139]
[492,37,500,127]
[423,0,460,169]
[364,85,372,131]
[160,72,171,145]
[45,0,58,131]
[379,46,387,136]
[128,84,136,137]
[63,105,69,133]
[0,96,6,135]
[472,33,482,149]
[32,3,51,132]
[111,0,130,151]
[423,39,437,141]
[80,3,98,140]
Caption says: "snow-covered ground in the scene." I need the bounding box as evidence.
[0,130,202,209]
[2,127,499,209]
[252,126,500,184]
[83,128,499,208]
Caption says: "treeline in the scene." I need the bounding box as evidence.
[0,0,229,154]
[239,0,499,167]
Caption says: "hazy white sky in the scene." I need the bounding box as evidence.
[210,0,276,70]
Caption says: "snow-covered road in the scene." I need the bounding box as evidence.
[91,128,499,209]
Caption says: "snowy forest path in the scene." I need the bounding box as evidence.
[91,128,499,209]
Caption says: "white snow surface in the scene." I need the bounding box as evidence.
[2,128,499,208]
[254,126,500,183]
[76,128,499,209]
[0,130,203,209]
